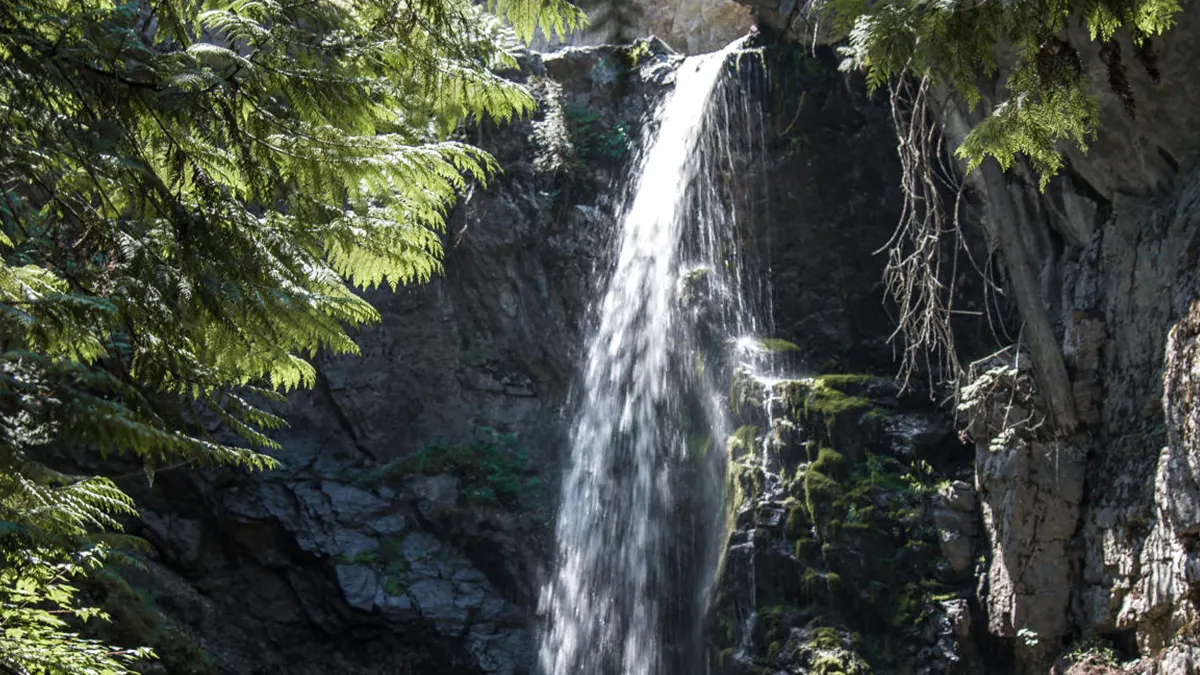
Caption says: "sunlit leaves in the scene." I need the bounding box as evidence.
[831,0,1182,187]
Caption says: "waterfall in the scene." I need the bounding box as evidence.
[536,41,767,675]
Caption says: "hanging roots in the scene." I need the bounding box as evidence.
[879,74,993,395]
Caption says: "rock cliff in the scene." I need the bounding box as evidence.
[729,1,1200,672]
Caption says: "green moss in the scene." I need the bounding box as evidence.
[811,626,842,650]
[826,572,842,594]
[889,582,926,630]
[371,428,532,509]
[786,501,811,538]
[729,463,757,509]
[746,337,802,353]
[810,447,846,478]
[716,647,735,670]
[756,605,797,648]
[807,387,873,419]
[794,537,818,560]
[804,469,840,525]
[730,369,766,420]
[728,425,759,457]
[815,374,886,394]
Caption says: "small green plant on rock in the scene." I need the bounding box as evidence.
[623,41,653,68]
[379,427,536,510]
[1064,635,1120,666]
[564,106,632,164]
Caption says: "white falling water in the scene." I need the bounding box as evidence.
[537,41,766,675]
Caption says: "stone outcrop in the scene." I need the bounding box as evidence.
[711,373,974,675]
[109,36,999,675]
[533,0,754,53]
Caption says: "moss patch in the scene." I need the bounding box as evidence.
[744,337,803,353]
[368,428,536,510]
[728,425,760,459]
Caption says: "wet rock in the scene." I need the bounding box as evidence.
[931,482,977,576]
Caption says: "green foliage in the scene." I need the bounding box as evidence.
[1065,635,1120,666]
[531,83,631,178]
[623,41,654,68]
[380,428,535,509]
[0,0,581,670]
[832,0,1182,186]
[564,105,632,164]
[0,545,153,674]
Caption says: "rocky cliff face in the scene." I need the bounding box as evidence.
[729,1,1200,672]
[106,35,950,675]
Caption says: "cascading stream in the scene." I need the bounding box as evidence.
[536,41,767,675]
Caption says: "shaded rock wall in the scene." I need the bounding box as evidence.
[710,373,973,675]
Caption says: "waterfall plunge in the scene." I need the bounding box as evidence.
[537,42,768,675]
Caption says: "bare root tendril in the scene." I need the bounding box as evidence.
[879,75,963,393]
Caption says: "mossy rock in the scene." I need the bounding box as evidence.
[786,500,811,539]
[754,604,802,648]
[773,377,890,461]
[728,461,765,519]
[730,368,769,424]
[727,425,760,460]
[368,429,534,510]
[794,537,818,561]
[815,374,894,397]
[804,468,840,526]
[757,338,802,353]
[778,625,871,675]
[809,447,847,479]
[713,369,967,674]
